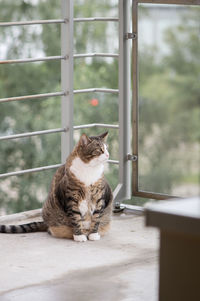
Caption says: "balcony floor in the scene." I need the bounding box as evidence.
[0,210,159,301]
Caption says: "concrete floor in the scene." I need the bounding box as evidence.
[0,210,159,301]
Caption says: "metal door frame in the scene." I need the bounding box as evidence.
[131,0,200,200]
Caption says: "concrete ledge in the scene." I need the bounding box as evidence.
[0,211,159,301]
[145,197,200,236]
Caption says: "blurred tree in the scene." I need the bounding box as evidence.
[0,2,199,212]
[0,0,119,213]
[138,7,200,195]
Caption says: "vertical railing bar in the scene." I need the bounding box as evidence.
[114,0,131,204]
[132,0,139,195]
[61,0,74,164]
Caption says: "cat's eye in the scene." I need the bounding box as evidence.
[100,148,104,153]
[94,146,105,155]
[92,150,101,156]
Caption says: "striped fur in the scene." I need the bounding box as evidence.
[42,132,113,241]
[0,222,47,233]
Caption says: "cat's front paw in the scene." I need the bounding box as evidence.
[73,234,87,242]
[88,233,101,241]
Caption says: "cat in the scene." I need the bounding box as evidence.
[0,132,113,242]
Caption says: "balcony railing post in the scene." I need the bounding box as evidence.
[114,0,131,204]
[61,0,74,164]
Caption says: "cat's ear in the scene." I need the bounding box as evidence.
[99,131,108,141]
[79,133,90,146]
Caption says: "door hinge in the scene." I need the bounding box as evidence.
[127,154,138,161]
[125,32,137,40]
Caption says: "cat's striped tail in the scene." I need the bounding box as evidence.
[0,221,48,233]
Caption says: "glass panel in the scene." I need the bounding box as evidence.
[138,4,200,197]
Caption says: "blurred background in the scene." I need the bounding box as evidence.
[0,0,199,213]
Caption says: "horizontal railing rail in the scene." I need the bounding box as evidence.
[74,17,119,22]
[107,160,119,165]
[0,124,118,142]
[0,88,118,104]
[0,92,65,104]
[0,19,66,27]
[74,53,118,58]
[74,123,119,130]
[0,17,118,28]
[0,53,119,64]
[74,88,119,94]
[0,128,66,142]
[0,53,118,65]
[138,0,200,5]
[0,164,63,178]
[0,159,119,178]
[0,56,66,65]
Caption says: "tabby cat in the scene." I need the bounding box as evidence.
[0,132,113,242]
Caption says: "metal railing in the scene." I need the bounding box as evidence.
[0,19,65,27]
[0,0,131,204]
[0,56,66,65]
[0,92,65,104]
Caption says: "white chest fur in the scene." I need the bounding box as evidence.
[70,157,104,186]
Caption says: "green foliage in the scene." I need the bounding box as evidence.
[138,7,200,196]
[0,2,199,212]
[0,0,119,213]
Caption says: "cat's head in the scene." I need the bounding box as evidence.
[77,132,109,166]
